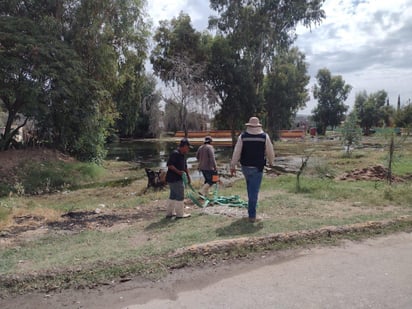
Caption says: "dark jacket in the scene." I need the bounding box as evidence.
[166,149,187,183]
[240,132,267,171]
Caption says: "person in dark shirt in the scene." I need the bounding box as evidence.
[165,138,192,219]
[230,117,275,222]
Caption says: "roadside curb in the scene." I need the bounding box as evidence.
[1,216,411,297]
[170,216,412,258]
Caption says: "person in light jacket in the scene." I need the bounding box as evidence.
[196,136,217,196]
[230,117,275,222]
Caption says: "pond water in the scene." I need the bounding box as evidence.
[106,139,300,180]
[106,140,234,176]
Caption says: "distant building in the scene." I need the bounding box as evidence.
[292,114,315,132]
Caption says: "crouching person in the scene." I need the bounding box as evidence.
[165,138,192,219]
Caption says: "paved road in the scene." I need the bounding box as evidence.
[125,232,412,309]
[3,232,412,309]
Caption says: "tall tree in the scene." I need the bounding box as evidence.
[0,14,87,151]
[312,68,352,134]
[163,100,204,132]
[0,0,150,160]
[340,111,362,156]
[151,13,216,134]
[395,102,412,130]
[209,0,325,117]
[207,35,258,140]
[353,90,389,135]
[64,0,150,156]
[151,12,206,83]
[263,47,310,139]
[114,51,161,138]
[136,74,162,138]
[381,104,396,128]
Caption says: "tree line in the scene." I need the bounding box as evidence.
[312,69,411,135]
[0,0,157,161]
[1,1,411,162]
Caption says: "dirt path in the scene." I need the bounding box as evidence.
[2,232,412,309]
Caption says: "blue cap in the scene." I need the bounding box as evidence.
[179,138,192,148]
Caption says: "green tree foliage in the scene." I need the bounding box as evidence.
[395,103,412,131]
[151,12,206,83]
[263,47,310,139]
[312,68,352,134]
[114,59,161,139]
[163,100,179,133]
[142,77,162,138]
[151,13,216,134]
[0,14,88,151]
[136,75,162,138]
[340,112,362,156]
[63,0,150,157]
[0,110,6,127]
[0,0,150,161]
[353,90,389,135]
[381,104,396,128]
[163,100,204,132]
[114,53,145,138]
[207,36,258,137]
[209,0,325,115]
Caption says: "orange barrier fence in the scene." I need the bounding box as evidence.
[279,130,305,139]
[175,130,306,139]
[174,130,239,138]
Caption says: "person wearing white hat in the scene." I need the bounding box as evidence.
[230,117,275,222]
[196,135,217,196]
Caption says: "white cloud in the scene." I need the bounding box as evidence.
[147,1,185,26]
[147,0,210,30]
[147,0,412,114]
[296,0,412,112]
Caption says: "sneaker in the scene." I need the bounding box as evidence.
[176,213,191,219]
[248,217,261,223]
[165,214,175,219]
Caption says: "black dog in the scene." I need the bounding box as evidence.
[144,168,167,192]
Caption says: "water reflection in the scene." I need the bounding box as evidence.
[106,139,234,170]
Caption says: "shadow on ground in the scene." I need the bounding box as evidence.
[216,218,263,236]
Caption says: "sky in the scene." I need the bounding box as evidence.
[147,0,412,114]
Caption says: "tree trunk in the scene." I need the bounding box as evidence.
[1,112,16,151]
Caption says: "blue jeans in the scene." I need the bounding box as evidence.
[241,166,263,219]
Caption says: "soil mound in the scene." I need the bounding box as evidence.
[0,148,75,181]
[336,164,405,182]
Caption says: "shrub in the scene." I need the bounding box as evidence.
[16,161,104,195]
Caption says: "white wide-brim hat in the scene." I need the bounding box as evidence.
[245,116,262,127]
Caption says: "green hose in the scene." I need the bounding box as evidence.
[182,172,248,208]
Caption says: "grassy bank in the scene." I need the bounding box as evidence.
[1,135,412,295]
